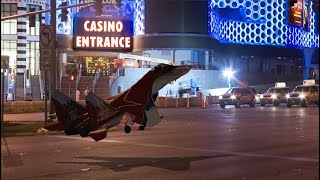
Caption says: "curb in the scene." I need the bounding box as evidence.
[1,126,119,137]
[1,131,65,137]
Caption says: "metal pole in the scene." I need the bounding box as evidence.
[50,0,57,119]
[44,69,47,126]
[228,76,231,88]
[1,70,5,133]
[1,2,94,21]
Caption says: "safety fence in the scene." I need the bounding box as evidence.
[155,96,220,109]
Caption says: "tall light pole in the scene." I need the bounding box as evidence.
[223,68,234,88]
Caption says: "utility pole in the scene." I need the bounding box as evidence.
[1,2,94,21]
[1,56,9,134]
[49,0,57,119]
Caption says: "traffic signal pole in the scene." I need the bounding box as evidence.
[1,2,94,21]
[49,0,56,122]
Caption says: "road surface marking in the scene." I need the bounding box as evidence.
[56,135,318,163]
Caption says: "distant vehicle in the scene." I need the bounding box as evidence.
[219,85,257,108]
[286,80,319,107]
[260,82,290,106]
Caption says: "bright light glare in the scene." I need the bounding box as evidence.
[299,94,305,98]
[230,95,236,99]
[271,94,277,99]
[223,69,234,77]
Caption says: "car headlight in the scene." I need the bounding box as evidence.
[219,96,222,99]
[285,94,290,98]
[230,95,236,99]
[299,94,305,98]
[271,94,277,99]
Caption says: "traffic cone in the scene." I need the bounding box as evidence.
[164,96,168,108]
[175,94,179,108]
[201,94,206,109]
[186,94,190,108]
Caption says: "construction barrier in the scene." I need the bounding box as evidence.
[164,96,168,108]
[3,96,219,113]
[175,94,179,108]
[186,94,190,108]
[201,94,206,109]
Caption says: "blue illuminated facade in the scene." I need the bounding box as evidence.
[208,0,319,48]
[50,0,318,49]
[52,0,145,36]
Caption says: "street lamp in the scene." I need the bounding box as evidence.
[223,68,234,88]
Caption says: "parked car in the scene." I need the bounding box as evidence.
[219,86,257,108]
[286,80,319,107]
[260,82,290,106]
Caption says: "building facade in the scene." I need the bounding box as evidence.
[1,0,319,100]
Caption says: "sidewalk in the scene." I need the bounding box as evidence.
[3,112,46,122]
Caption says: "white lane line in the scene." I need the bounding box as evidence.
[56,135,318,163]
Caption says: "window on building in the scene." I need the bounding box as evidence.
[295,66,303,74]
[276,65,282,75]
[26,5,41,36]
[290,65,294,75]
[161,50,171,56]
[26,41,40,75]
[282,65,286,75]
[1,40,17,75]
[258,62,263,72]
[191,50,205,69]
[1,3,17,34]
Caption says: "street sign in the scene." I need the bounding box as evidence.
[40,25,53,70]
[40,47,52,70]
[40,25,53,47]
[1,55,9,69]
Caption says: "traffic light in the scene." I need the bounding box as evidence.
[95,0,103,16]
[29,8,35,27]
[65,63,78,76]
[60,2,69,22]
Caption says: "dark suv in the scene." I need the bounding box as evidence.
[219,87,257,108]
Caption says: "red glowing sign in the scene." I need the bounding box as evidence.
[73,18,133,52]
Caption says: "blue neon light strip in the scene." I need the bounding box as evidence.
[209,0,319,48]
[134,0,145,35]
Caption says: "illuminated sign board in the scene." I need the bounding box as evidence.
[290,0,303,26]
[288,0,310,29]
[73,17,133,52]
[302,0,310,29]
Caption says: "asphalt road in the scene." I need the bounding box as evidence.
[1,105,319,180]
